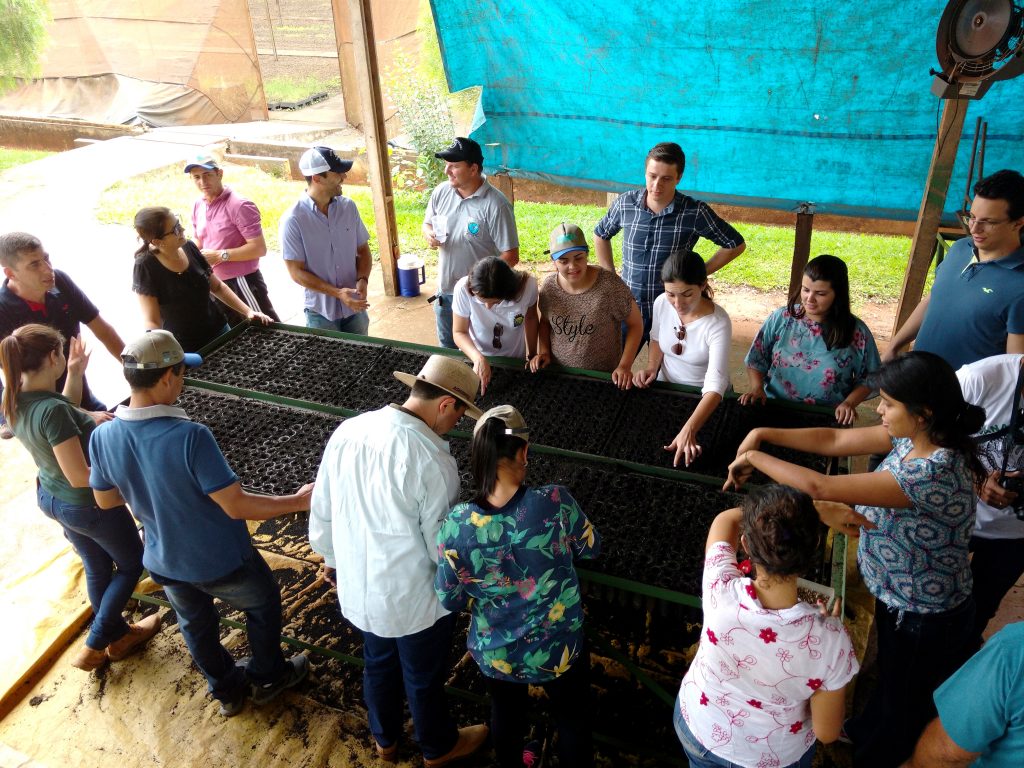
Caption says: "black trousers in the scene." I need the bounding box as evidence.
[222,269,280,325]
[485,649,594,768]
[969,534,1024,649]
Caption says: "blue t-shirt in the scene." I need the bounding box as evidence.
[934,622,1024,767]
[745,306,881,406]
[435,485,600,683]
[89,410,249,583]
[916,238,1024,370]
[855,437,976,613]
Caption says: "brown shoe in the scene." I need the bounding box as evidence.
[107,613,161,661]
[375,741,398,763]
[71,644,108,671]
[422,724,489,767]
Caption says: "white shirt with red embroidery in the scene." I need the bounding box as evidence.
[677,542,859,768]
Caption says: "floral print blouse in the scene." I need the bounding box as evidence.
[677,542,859,768]
[434,484,600,683]
[745,307,881,406]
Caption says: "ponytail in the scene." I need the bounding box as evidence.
[134,206,173,261]
[470,416,527,505]
[0,324,64,427]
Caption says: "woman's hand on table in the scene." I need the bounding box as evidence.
[473,357,492,395]
[665,424,702,468]
[738,388,767,407]
[632,368,658,388]
[246,311,274,326]
[611,363,633,390]
[834,401,859,425]
[723,451,755,491]
[528,352,550,373]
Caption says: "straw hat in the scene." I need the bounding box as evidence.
[473,404,530,441]
[393,355,483,419]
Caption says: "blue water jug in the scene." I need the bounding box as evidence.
[397,255,426,297]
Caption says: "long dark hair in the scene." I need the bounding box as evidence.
[0,324,64,426]
[741,485,822,578]
[468,256,527,301]
[787,254,855,349]
[661,250,713,300]
[470,416,527,505]
[870,352,987,485]
[133,206,174,262]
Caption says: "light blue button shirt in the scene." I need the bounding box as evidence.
[280,193,369,321]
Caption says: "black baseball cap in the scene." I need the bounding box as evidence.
[435,137,484,166]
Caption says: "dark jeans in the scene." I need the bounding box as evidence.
[673,703,814,768]
[153,550,287,703]
[222,270,280,325]
[361,613,459,760]
[486,649,594,768]
[846,597,975,767]
[969,535,1024,649]
[37,484,143,650]
[432,292,456,349]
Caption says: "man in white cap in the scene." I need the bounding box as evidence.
[310,355,488,766]
[280,145,373,334]
[422,136,519,348]
[89,330,314,718]
[184,152,280,324]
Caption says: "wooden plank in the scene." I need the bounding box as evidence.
[789,205,814,298]
[892,98,969,340]
[337,0,401,296]
[329,2,363,127]
[490,173,515,205]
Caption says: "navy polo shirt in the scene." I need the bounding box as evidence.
[0,270,105,410]
[916,238,1024,370]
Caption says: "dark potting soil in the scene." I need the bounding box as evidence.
[191,326,315,389]
[174,387,344,496]
[454,364,540,432]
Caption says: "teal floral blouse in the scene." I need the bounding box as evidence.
[745,306,881,406]
[434,484,600,683]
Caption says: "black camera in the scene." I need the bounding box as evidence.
[999,474,1024,494]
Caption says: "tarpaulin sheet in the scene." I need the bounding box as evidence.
[430,0,1024,220]
[0,0,266,126]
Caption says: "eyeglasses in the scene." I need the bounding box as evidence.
[160,218,184,239]
[960,213,1011,230]
[492,322,504,350]
[671,325,686,355]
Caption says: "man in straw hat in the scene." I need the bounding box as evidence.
[310,354,488,766]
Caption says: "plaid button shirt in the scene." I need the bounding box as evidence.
[593,189,743,313]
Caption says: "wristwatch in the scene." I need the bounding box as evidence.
[219,251,230,262]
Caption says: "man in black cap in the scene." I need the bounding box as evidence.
[422,136,519,348]
[281,146,373,334]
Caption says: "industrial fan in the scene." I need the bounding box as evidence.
[932,0,1024,98]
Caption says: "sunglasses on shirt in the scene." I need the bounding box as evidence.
[672,325,686,355]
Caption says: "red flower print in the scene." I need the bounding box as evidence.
[758,627,778,644]
[806,678,823,691]
[790,721,803,734]
[745,584,758,601]
[707,629,718,645]
[700,692,709,706]
[747,699,763,709]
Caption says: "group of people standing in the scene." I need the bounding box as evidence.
[3,133,1024,768]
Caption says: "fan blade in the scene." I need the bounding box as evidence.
[953,0,1014,57]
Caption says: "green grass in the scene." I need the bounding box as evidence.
[0,147,52,172]
[95,164,920,304]
[263,75,340,104]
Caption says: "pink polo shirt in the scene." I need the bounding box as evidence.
[192,186,264,281]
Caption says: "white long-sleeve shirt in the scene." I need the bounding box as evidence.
[309,405,460,637]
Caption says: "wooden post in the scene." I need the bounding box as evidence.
[329,0,365,127]
[789,203,815,297]
[490,173,515,206]
[336,0,400,296]
[262,0,278,61]
[892,98,970,339]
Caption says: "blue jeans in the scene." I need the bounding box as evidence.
[361,613,459,759]
[673,704,814,768]
[37,485,143,650]
[152,550,287,702]
[845,597,975,766]
[432,292,457,349]
[304,308,369,335]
